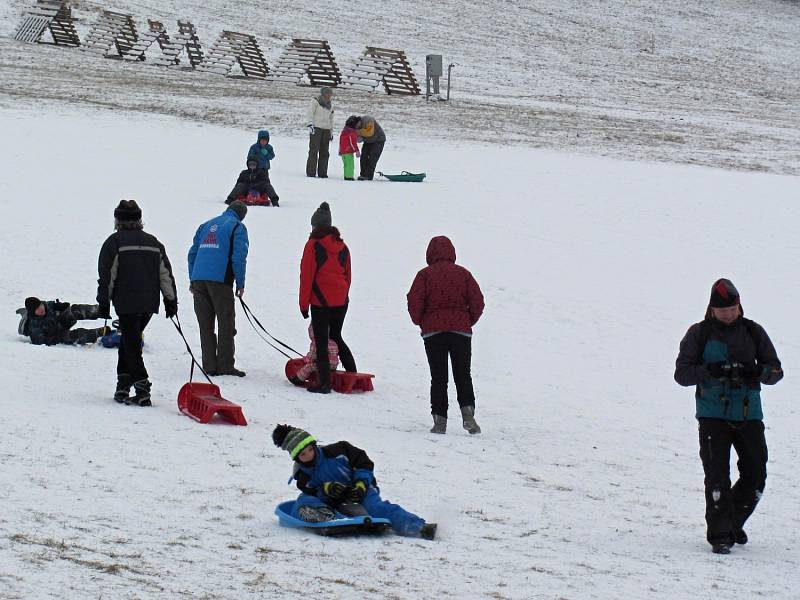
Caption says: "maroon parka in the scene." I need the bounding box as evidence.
[406,236,484,335]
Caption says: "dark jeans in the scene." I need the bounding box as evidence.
[698,418,768,545]
[226,179,278,203]
[192,280,237,372]
[307,128,331,177]
[310,304,356,386]
[423,333,475,418]
[360,141,385,179]
[117,313,152,385]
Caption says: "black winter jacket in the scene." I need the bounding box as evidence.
[236,167,269,186]
[28,301,74,345]
[97,228,177,315]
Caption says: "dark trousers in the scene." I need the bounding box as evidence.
[117,313,152,385]
[360,141,385,179]
[310,304,356,386]
[59,304,101,344]
[192,280,236,372]
[698,418,768,545]
[226,179,278,203]
[306,128,331,177]
[423,333,475,418]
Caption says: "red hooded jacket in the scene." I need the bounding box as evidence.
[339,127,359,155]
[299,232,351,312]
[406,236,484,335]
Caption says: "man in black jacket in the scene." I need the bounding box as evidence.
[225,156,279,206]
[97,200,178,406]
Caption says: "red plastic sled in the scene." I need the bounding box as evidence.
[284,358,374,393]
[177,382,247,425]
[239,191,271,206]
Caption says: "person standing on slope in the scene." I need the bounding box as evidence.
[352,115,385,181]
[97,200,178,406]
[407,236,485,435]
[306,87,335,178]
[674,278,783,555]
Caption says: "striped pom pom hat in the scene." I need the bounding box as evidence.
[272,424,316,460]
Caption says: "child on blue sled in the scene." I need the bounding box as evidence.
[272,424,437,539]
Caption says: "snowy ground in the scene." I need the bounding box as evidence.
[1,0,800,174]
[1,104,799,600]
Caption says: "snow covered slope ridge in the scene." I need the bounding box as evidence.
[1,0,800,174]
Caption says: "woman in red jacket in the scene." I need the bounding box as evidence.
[407,236,485,434]
[299,202,357,393]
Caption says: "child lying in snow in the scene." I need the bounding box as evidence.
[272,424,437,540]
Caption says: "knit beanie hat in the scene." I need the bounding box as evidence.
[114,199,142,222]
[228,200,248,221]
[709,278,740,308]
[25,297,41,313]
[246,156,258,167]
[310,202,332,229]
[272,424,316,460]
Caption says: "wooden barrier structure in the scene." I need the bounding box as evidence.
[13,0,80,47]
[81,10,139,58]
[267,39,341,87]
[340,47,420,95]
[198,31,268,78]
[122,20,171,62]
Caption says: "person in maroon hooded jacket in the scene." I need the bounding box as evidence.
[299,202,357,393]
[407,236,485,434]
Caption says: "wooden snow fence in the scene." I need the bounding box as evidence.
[267,38,341,87]
[81,10,139,58]
[153,20,204,68]
[121,20,172,62]
[13,0,80,47]
[340,47,420,95]
[198,31,268,78]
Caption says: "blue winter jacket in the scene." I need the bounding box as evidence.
[187,208,249,290]
[291,441,376,500]
[247,130,275,170]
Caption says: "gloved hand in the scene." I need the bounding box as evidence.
[322,481,348,502]
[54,299,71,311]
[99,304,111,319]
[236,287,245,298]
[706,361,727,379]
[344,480,368,503]
[301,309,309,319]
[307,124,315,136]
[164,298,178,318]
[738,361,759,380]
[330,131,334,141]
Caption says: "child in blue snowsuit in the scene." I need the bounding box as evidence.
[272,424,437,539]
[247,130,275,170]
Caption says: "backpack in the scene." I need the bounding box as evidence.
[16,308,30,336]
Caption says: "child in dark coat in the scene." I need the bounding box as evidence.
[22,297,108,345]
[226,156,279,206]
[272,424,437,539]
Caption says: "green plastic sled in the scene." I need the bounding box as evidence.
[377,171,426,182]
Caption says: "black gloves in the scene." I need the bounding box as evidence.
[738,361,760,380]
[706,362,727,378]
[53,300,71,311]
[322,481,348,502]
[164,299,178,318]
[344,480,368,503]
[99,304,111,319]
[301,309,309,319]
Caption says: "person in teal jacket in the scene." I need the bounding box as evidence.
[675,278,783,555]
[247,130,275,170]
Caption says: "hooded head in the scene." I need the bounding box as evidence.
[426,236,456,265]
[114,199,143,230]
[227,200,248,221]
[272,424,316,461]
[310,202,332,229]
[257,130,270,144]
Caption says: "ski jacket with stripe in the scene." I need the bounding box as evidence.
[407,236,485,336]
[356,116,386,143]
[97,228,177,315]
[675,315,783,421]
[299,233,351,312]
[291,441,376,497]
[338,127,359,155]
[247,131,275,170]
[188,208,249,290]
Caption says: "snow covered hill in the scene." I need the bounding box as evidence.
[1,1,800,599]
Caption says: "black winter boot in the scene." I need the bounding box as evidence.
[131,379,152,407]
[114,376,131,404]
[712,542,732,555]
[430,415,447,434]
[420,523,438,540]
[734,529,748,545]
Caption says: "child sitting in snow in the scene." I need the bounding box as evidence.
[291,323,339,385]
[272,424,437,539]
[20,297,109,346]
[338,116,361,181]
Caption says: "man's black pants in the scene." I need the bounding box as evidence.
[117,313,152,385]
[359,141,385,180]
[698,417,767,545]
[423,332,475,418]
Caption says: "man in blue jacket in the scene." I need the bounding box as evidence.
[188,201,249,377]
[675,278,783,555]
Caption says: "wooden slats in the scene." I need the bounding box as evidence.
[340,47,419,95]
[198,30,267,78]
[267,38,340,87]
[13,1,79,46]
[81,10,139,58]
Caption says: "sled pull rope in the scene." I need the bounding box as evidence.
[238,298,304,359]
[170,315,214,385]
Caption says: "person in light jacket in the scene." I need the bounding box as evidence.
[306,87,335,178]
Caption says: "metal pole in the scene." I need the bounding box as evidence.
[446,63,455,101]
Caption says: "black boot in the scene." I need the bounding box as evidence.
[131,379,152,407]
[114,376,131,404]
[307,366,331,394]
[711,542,731,554]
[420,523,438,540]
[734,529,748,545]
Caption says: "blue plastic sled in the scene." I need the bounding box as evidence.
[101,330,144,349]
[274,501,391,537]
